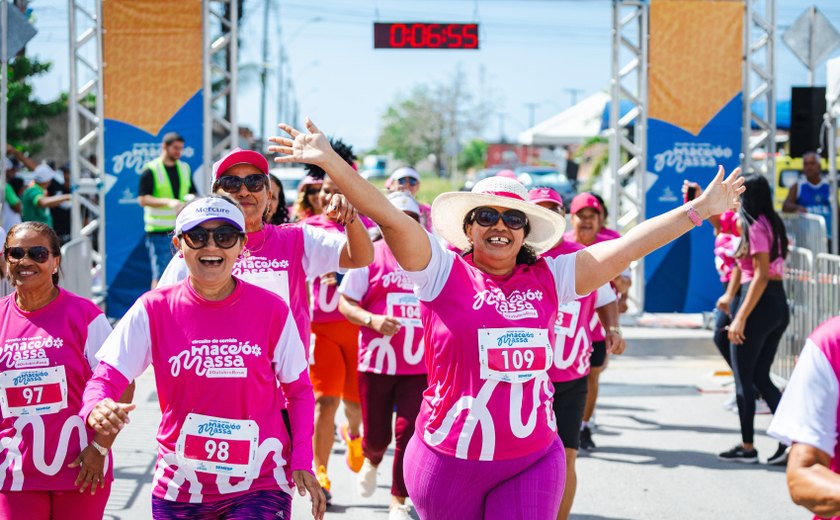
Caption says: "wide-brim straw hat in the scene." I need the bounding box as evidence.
[432,176,565,254]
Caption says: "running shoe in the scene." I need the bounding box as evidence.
[767,443,790,466]
[357,458,378,497]
[316,465,332,505]
[721,395,737,411]
[389,504,413,520]
[340,423,365,473]
[717,445,758,463]
[580,426,596,451]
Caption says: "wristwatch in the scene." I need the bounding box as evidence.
[91,440,108,456]
[608,326,623,336]
[364,314,373,327]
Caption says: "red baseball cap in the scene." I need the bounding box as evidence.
[212,148,269,179]
[569,193,602,215]
[528,187,564,208]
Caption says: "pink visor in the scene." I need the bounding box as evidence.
[528,187,564,208]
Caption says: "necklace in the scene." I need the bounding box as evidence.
[242,224,268,257]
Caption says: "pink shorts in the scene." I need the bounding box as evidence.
[0,482,111,520]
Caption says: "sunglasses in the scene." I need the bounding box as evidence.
[305,187,321,196]
[470,207,528,230]
[180,225,244,250]
[397,177,419,187]
[5,246,52,263]
[215,174,267,194]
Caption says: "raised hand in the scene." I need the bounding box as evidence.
[698,166,745,218]
[268,118,334,167]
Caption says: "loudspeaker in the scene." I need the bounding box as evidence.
[790,86,827,158]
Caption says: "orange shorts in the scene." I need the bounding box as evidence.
[310,320,360,402]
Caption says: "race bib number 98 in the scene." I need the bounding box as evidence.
[176,413,259,478]
[0,366,68,417]
[478,328,552,383]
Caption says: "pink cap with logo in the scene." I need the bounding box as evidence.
[569,193,602,215]
[528,187,564,208]
[212,148,269,179]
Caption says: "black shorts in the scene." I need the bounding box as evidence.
[552,376,589,450]
[591,340,607,368]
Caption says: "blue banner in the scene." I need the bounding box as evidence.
[104,91,204,318]
[644,94,742,312]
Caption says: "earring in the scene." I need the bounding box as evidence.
[177,252,184,258]
[52,269,58,274]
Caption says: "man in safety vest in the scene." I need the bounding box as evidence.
[137,132,196,288]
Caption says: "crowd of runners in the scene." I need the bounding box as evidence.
[2,116,838,520]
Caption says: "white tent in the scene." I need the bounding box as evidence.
[517,92,610,146]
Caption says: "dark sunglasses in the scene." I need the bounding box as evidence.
[305,187,321,196]
[397,177,419,187]
[470,207,528,230]
[180,225,244,250]
[215,174,267,194]
[5,246,52,263]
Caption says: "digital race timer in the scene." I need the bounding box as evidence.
[373,22,480,50]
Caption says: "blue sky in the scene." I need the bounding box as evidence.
[23,0,840,150]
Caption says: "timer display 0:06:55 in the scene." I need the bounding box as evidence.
[373,23,480,49]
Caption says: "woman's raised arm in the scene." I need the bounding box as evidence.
[270,119,431,272]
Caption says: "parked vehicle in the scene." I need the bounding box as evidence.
[361,155,389,180]
[269,166,308,206]
[514,166,576,207]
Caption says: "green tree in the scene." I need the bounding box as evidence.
[376,67,491,177]
[458,139,487,171]
[7,56,65,156]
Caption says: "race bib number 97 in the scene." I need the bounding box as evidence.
[176,413,259,478]
[478,328,552,383]
[0,366,68,417]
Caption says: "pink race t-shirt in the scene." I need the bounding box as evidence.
[564,227,623,342]
[84,280,311,503]
[158,222,346,345]
[407,233,578,461]
[714,233,739,283]
[339,240,426,376]
[736,215,785,283]
[304,214,351,323]
[769,317,840,520]
[0,288,112,491]
[542,242,616,383]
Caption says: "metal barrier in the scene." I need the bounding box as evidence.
[773,249,840,382]
[782,213,828,256]
[775,247,815,381]
[60,237,93,300]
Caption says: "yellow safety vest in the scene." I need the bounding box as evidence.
[143,158,192,232]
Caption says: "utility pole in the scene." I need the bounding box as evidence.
[564,87,584,107]
[524,102,539,128]
[497,112,506,143]
[259,0,271,143]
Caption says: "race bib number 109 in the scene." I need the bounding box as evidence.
[478,328,552,383]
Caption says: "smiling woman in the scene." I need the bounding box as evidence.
[80,195,327,520]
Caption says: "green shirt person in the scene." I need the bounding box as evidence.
[21,164,71,228]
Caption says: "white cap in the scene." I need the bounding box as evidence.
[33,164,57,184]
[175,197,246,235]
[387,191,420,215]
[386,166,420,188]
[3,158,12,171]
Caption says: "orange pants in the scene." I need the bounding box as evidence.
[310,320,360,402]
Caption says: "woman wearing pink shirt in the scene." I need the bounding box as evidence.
[717,174,790,465]
[270,119,744,519]
[338,192,428,520]
[81,196,326,520]
[0,222,130,519]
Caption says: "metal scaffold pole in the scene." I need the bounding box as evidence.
[742,0,776,181]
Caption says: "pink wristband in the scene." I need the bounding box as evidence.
[685,204,703,227]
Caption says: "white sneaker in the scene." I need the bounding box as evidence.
[357,458,377,497]
[389,504,413,520]
[721,395,737,411]
[755,398,771,415]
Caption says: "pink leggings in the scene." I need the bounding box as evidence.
[0,482,111,520]
[404,436,565,520]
